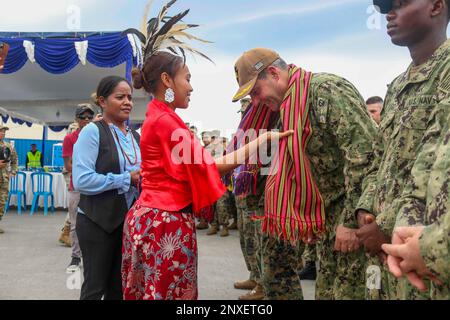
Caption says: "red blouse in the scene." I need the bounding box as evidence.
[137,99,226,212]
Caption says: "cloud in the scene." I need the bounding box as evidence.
[0,0,110,31]
[204,0,362,31]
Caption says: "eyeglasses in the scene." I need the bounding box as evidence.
[78,116,94,120]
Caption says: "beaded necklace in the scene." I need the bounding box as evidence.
[111,127,138,166]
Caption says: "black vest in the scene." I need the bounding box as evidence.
[78,120,140,234]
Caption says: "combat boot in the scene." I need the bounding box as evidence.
[228,220,238,230]
[0,228,4,234]
[196,219,208,230]
[220,225,229,237]
[234,279,257,290]
[238,284,264,300]
[206,225,218,236]
[58,223,71,247]
[299,261,317,280]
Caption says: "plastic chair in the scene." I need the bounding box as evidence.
[30,172,55,216]
[4,172,27,215]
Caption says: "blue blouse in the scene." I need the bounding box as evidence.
[73,122,142,210]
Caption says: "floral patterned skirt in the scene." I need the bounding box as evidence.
[122,204,198,300]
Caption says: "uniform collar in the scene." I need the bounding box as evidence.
[393,39,450,99]
[403,39,450,84]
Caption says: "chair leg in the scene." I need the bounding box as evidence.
[23,193,27,211]
[17,194,21,215]
[44,196,48,217]
[30,196,38,216]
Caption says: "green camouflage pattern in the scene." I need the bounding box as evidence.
[395,114,450,299]
[0,140,18,220]
[257,71,379,300]
[305,72,380,299]
[236,195,261,282]
[360,39,450,300]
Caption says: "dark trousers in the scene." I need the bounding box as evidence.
[76,213,123,300]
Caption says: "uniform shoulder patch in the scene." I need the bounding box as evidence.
[317,97,329,124]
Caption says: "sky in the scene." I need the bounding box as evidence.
[0,0,422,137]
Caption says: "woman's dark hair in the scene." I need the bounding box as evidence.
[94,76,131,106]
[132,51,184,94]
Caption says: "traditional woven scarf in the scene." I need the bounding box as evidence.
[226,103,277,197]
[263,65,326,244]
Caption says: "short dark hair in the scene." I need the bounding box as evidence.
[366,96,384,105]
[257,58,289,80]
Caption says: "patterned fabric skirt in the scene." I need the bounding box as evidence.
[122,204,198,300]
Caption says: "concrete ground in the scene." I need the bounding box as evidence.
[0,210,315,300]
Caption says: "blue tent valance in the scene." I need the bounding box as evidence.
[0,32,138,81]
[1,114,33,127]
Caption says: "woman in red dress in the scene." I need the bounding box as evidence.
[121,0,292,300]
[120,50,293,300]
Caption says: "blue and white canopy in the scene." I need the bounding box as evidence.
[0,32,148,130]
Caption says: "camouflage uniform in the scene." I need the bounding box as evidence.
[0,139,18,220]
[259,73,379,300]
[358,39,450,300]
[305,73,379,300]
[419,218,450,300]
[301,243,317,264]
[206,140,230,228]
[394,114,450,299]
[213,190,232,228]
[227,191,238,224]
[236,194,262,284]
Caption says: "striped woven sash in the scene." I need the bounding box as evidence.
[226,102,277,196]
[263,65,326,244]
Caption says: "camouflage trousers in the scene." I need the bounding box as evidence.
[211,191,232,227]
[0,171,9,220]
[315,200,367,300]
[302,243,317,263]
[365,257,434,300]
[236,197,261,283]
[228,192,237,222]
[260,232,305,300]
[431,282,450,300]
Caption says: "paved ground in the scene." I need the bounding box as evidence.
[0,210,315,300]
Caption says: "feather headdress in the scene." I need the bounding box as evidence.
[122,0,213,66]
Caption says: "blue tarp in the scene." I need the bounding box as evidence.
[6,138,62,167]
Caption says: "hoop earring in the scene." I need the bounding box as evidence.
[165,88,175,103]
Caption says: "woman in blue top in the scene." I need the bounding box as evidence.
[73,76,141,300]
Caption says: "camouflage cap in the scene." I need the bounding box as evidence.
[373,0,392,14]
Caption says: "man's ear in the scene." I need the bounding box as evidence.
[431,0,446,18]
[267,66,279,80]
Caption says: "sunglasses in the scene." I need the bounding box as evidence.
[78,115,94,120]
